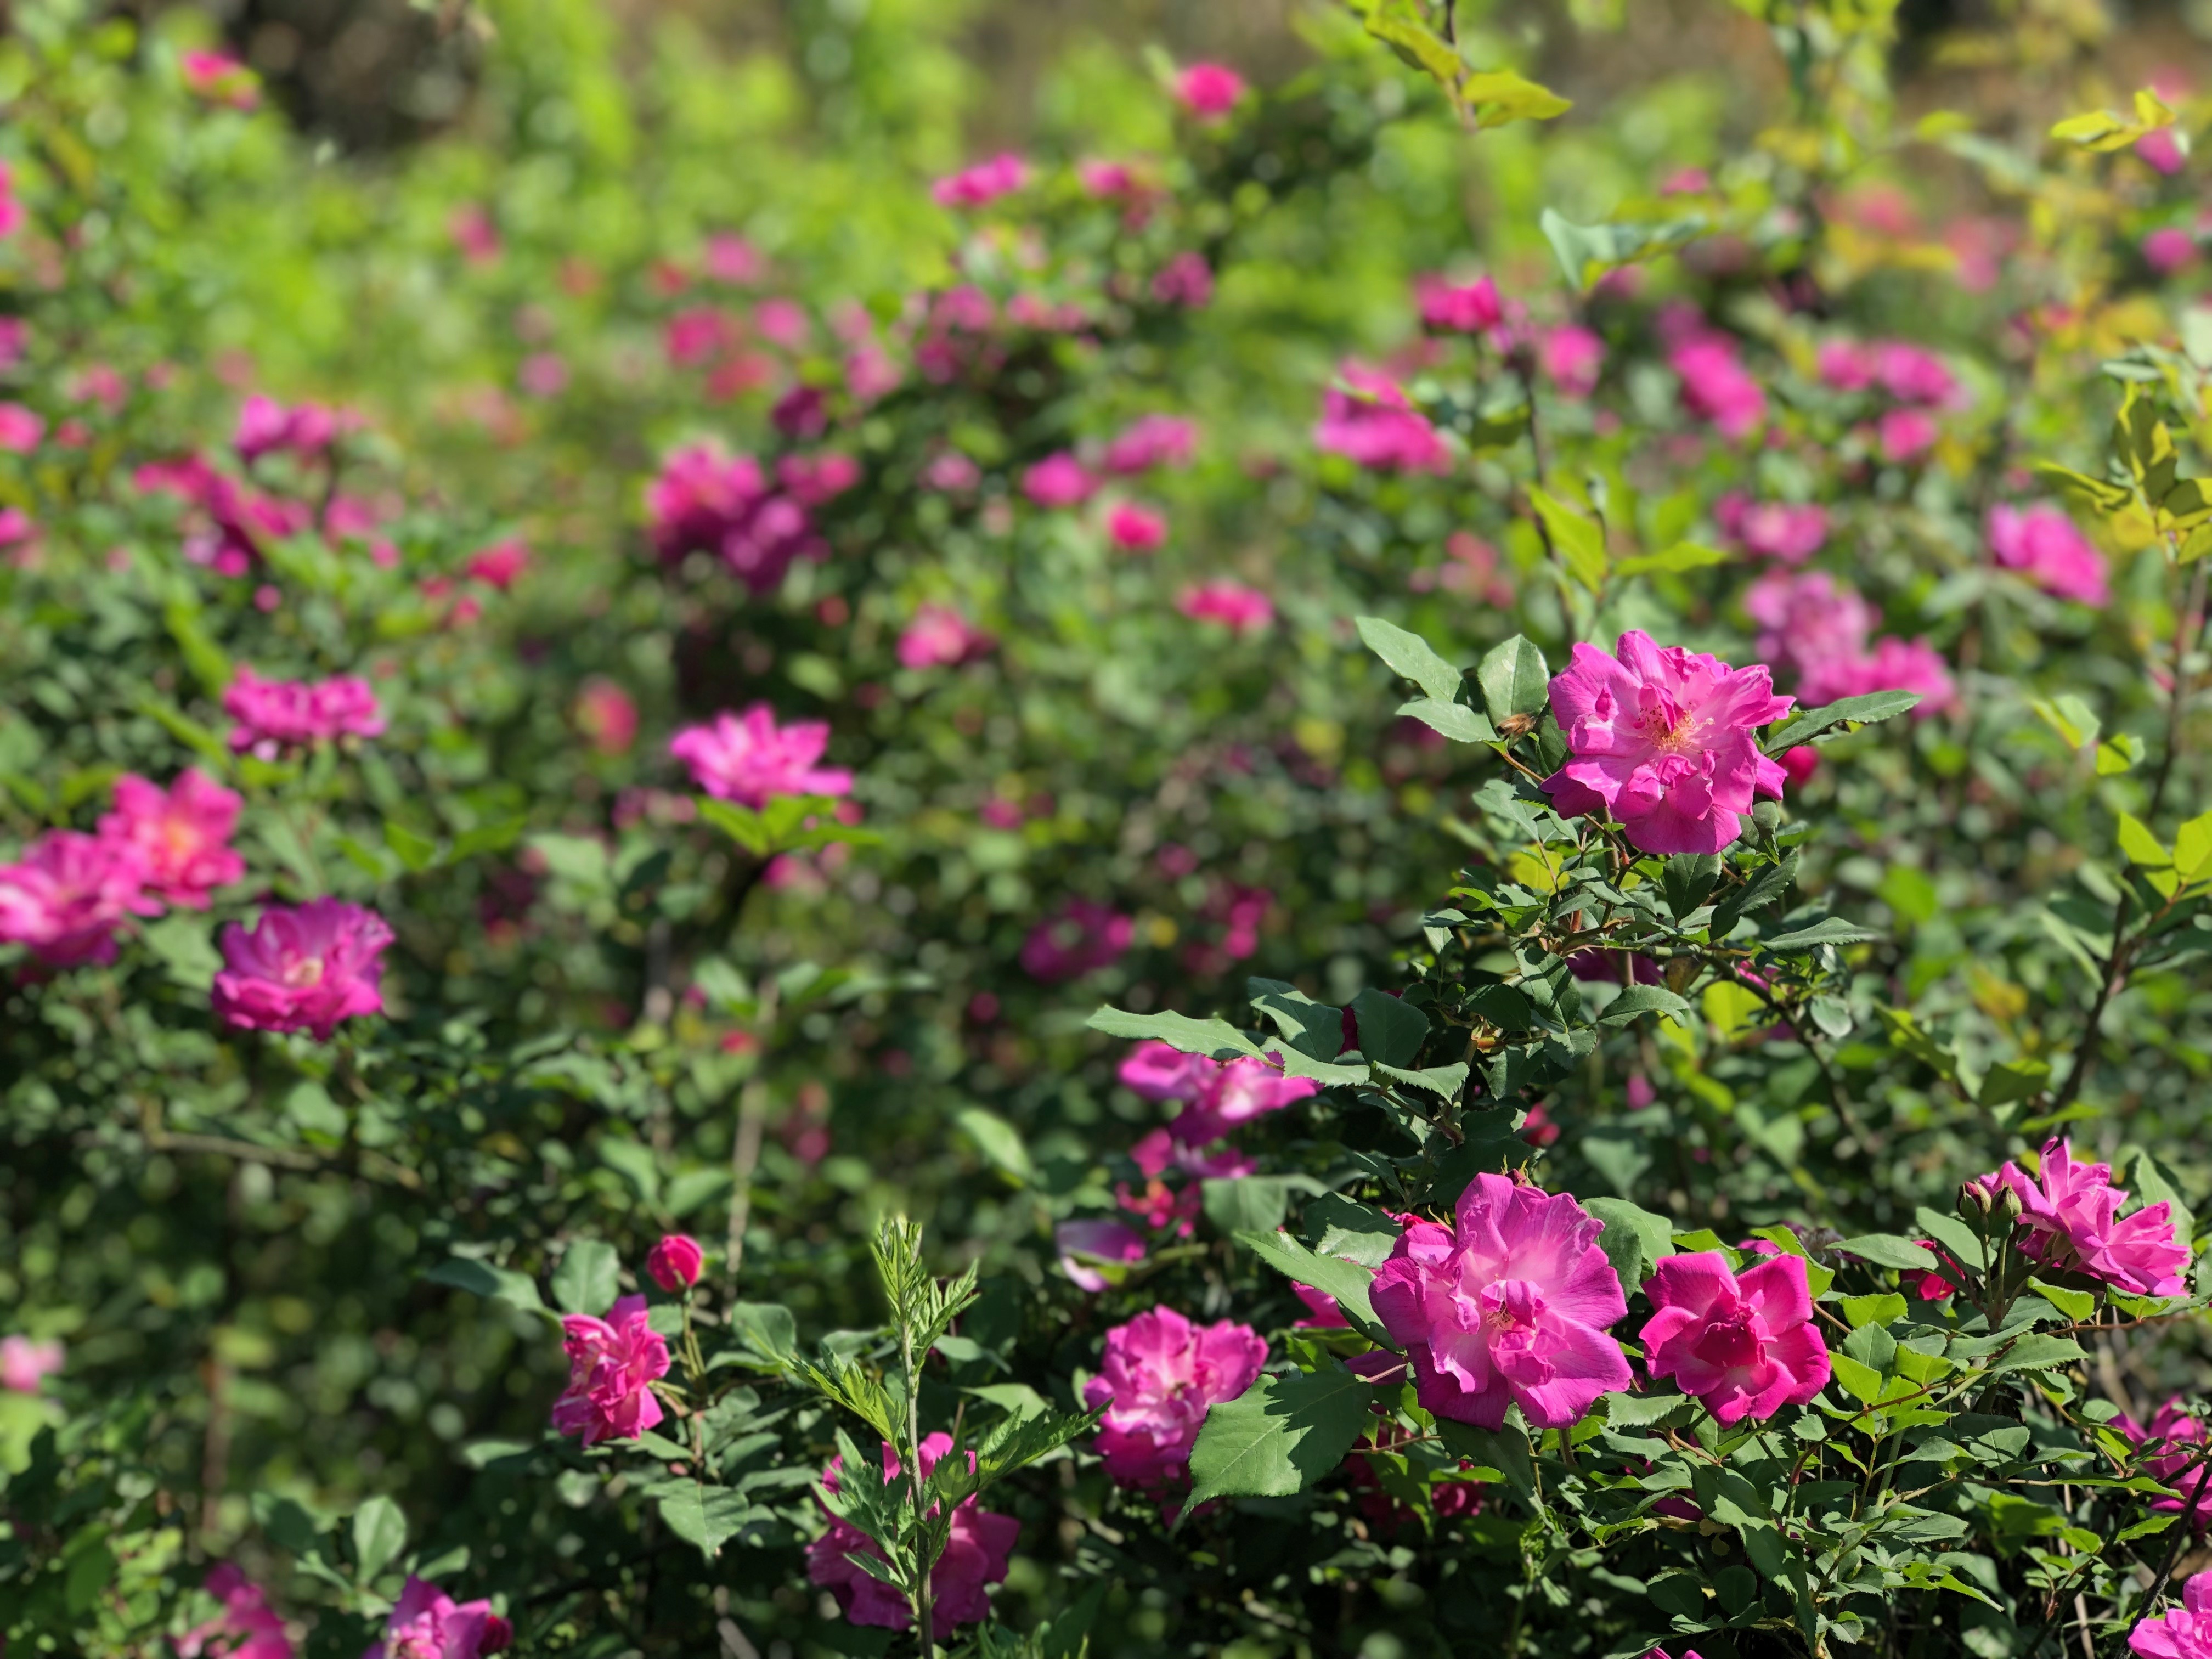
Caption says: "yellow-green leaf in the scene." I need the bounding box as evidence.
[2174,811,2212,881]
[1527,485,1608,592]
[2115,810,2171,867]
[1612,541,1730,578]
[1462,69,1571,129]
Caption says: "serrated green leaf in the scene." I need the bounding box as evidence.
[1764,690,1923,753]
[1184,1366,1374,1508]
[1355,614,1462,703]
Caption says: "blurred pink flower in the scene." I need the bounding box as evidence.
[0,1334,62,1393]
[1982,1137,2190,1297]
[574,679,637,755]
[1152,251,1214,308]
[1817,338,1877,391]
[808,1435,1018,1637]
[1314,363,1450,472]
[552,1293,670,1446]
[1370,1174,1632,1429]
[1175,62,1246,121]
[1020,452,1098,508]
[1164,1054,1318,1146]
[0,166,21,241]
[1056,1218,1148,1291]
[449,204,502,265]
[180,50,261,111]
[647,442,823,593]
[234,395,347,463]
[703,232,764,285]
[178,1565,293,1659]
[1293,1282,1350,1328]
[1106,501,1167,551]
[1875,405,1939,463]
[1716,494,1827,564]
[463,539,531,590]
[98,769,245,910]
[898,604,994,669]
[223,667,385,752]
[1671,335,1765,439]
[1541,325,1605,397]
[364,1577,510,1659]
[1177,580,1273,635]
[0,831,156,966]
[1118,1039,1213,1102]
[1085,1308,1268,1485]
[1019,899,1133,981]
[1103,414,1198,474]
[669,706,852,808]
[646,1234,703,1291]
[1988,503,2108,606]
[1872,342,1959,407]
[0,402,44,452]
[1416,274,1503,334]
[1640,1251,1829,1423]
[932,154,1030,208]
[2147,227,2198,274]
[213,900,394,1039]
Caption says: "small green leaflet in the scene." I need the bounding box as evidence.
[1763,690,1923,754]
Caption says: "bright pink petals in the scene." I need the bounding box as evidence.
[98,769,244,910]
[1415,274,1503,334]
[1541,630,1795,856]
[1019,899,1133,982]
[551,1293,670,1446]
[897,604,994,669]
[1175,63,1246,121]
[646,442,831,594]
[1177,580,1273,635]
[1084,1307,1268,1485]
[2119,1399,2212,1531]
[1314,363,1451,472]
[932,154,1030,209]
[646,1234,704,1291]
[1670,333,1765,440]
[1370,1175,1631,1430]
[181,50,261,111]
[1716,494,1828,565]
[1639,1251,1829,1424]
[1020,452,1099,508]
[1988,503,2109,606]
[178,1565,294,1659]
[212,899,394,1039]
[808,1435,1019,1636]
[669,706,852,808]
[2131,1572,2212,1658]
[1980,1137,2191,1297]
[0,831,157,966]
[1106,501,1168,551]
[1102,415,1197,474]
[1541,325,1605,397]
[364,1577,509,1659]
[1,1334,63,1393]
[223,667,385,754]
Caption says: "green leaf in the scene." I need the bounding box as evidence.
[1477,635,1550,727]
[2033,695,2101,753]
[1763,690,1925,754]
[955,1107,1033,1184]
[648,1481,757,1558]
[1184,1365,1375,1507]
[351,1495,408,1583]
[383,820,438,873]
[1246,979,1345,1062]
[1236,1229,1384,1338]
[1761,917,1881,952]
[1990,1334,2088,1374]
[550,1239,620,1315]
[1350,987,1428,1066]
[2117,810,2172,867]
[1460,69,1571,128]
[1976,1059,2051,1109]
[1305,1195,1404,1267]
[1356,614,1464,703]
[1395,696,1496,743]
[424,1256,546,1314]
[1527,486,1607,591]
[1842,1293,1908,1329]
[1087,1006,1261,1059]
[1612,541,1730,577]
[1835,1234,1940,1273]
[727,1303,798,1365]
[450,817,528,861]
[1595,985,1692,1026]
[1915,1207,1989,1274]
[2025,1278,2096,1321]
[1584,1197,1676,1301]
[2174,810,2212,881]
[1539,207,1709,291]
[1435,1419,1542,1514]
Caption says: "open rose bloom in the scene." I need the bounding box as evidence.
[1980,1137,2190,1297]
[1639,1250,1829,1423]
[364,1576,511,1659]
[1083,1306,1268,1485]
[551,1293,670,1446]
[2133,1572,2212,1659]
[669,705,853,808]
[0,830,157,966]
[98,769,245,909]
[807,1433,1019,1636]
[2119,1398,2212,1530]
[212,899,394,1039]
[1543,630,1793,855]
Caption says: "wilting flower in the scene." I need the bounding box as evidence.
[0,831,157,966]
[1980,1137,2191,1297]
[223,667,385,753]
[1415,274,1503,334]
[1671,334,1765,439]
[1540,325,1605,397]
[1988,504,2109,606]
[1175,62,1246,121]
[1056,1219,1148,1291]
[1105,501,1168,551]
[178,1565,293,1659]
[1084,1307,1268,1485]
[932,154,1030,208]
[897,604,995,669]
[1541,630,1793,856]
[1020,452,1099,508]
[1103,414,1197,474]
[98,770,245,909]
[552,1293,670,1446]
[1019,899,1133,981]
[1314,363,1451,472]
[1716,494,1828,564]
[669,706,853,808]
[1177,580,1273,635]
[1640,1251,1829,1424]
[646,1234,704,1292]
[363,1577,511,1659]
[212,900,394,1039]
[1,1334,62,1393]
[2131,1572,2212,1658]
[808,1435,1020,1636]
[1370,1174,1632,1429]
[2118,1399,2212,1531]
[574,679,638,755]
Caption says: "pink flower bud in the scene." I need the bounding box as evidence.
[646,1234,704,1291]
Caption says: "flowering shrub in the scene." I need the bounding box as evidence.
[6,2,2212,1658]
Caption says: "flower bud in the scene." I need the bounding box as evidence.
[646,1233,704,1292]
[481,1613,514,1655]
[1994,1184,2023,1224]
[1957,1178,1993,1222]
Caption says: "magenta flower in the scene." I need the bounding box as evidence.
[1151,251,1214,308]
[1056,1218,1148,1291]
[1118,1039,1214,1102]
[1876,406,1939,464]
[1177,580,1274,635]
[932,154,1030,209]
[1175,62,1246,120]
[1540,325,1605,397]
[552,1293,670,1446]
[1817,338,1877,392]
[212,900,394,1039]
[1872,342,1959,407]
[1105,501,1168,551]
[1020,452,1099,508]
[1541,630,1794,856]
[808,1435,1020,1637]
[1019,899,1133,981]
[1639,1251,1829,1424]
[1415,274,1503,334]
[1084,1307,1269,1486]
[1103,414,1197,474]
[1294,1283,1351,1328]
[0,402,44,452]
[1988,503,2109,606]
[669,706,853,808]
[0,831,156,966]
[2119,1398,2212,1531]
[897,604,994,670]
[223,667,385,754]
[1314,363,1451,472]
[1980,1137,2191,1297]
[1716,494,1828,564]
[180,50,261,111]
[1671,335,1766,439]
[1,1334,62,1393]
[646,442,823,594]
[177,1566,294,1659]
[364,1577,510,1659]
[574,679,638,755]
[1816,636,1957,716]
[1165,1055,1319,1147]
[2137,125,2187,174]
[2148,227,2198,274]
[2132,1572,2212,1658]
[1369,1174,1632,1429]
[234,395,347,462]
[98,769,245,910]
[646,1234,704,1292]
[462,539,531,591]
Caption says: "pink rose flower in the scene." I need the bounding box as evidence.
[1541,325,1605,397]
[1872,342,1959,407]
[0,402,45,452]
[2118,1399,2212,1532]
[1084,1307,1269,1485]
[574,679,637,756]
[98,769,245,910]
[552,1292,670,1446]
[1818,635,1957,716]
[1151,251,1214,308]
[1980,1137,2191,1297]
[1019,899,1133,981]
[1118,1039,1214,1102]
[1175,62,1246,120]
[807,1435,1019,1636]
[179,1566,294,1659]
[180,50,261,111]
[1988,503,2109,606]
[1294,1283,1351,1328]
[223,667,385,753]
[1415,274,1503,334]
[1818,339,1877,391]
[1163,1054,1319,1147]
[1671,335,1765,439]
[1314,363,1451,472]
[0,831,157,966]
[1369,1174,1633,1429]
[1,1334,62,1393]
[1875,405,1939,463]
[1056,1218,1148,1291]
[669,706,853,808]
[932,154,1030,208]
[463,539,531,590]
[645,1234,704,1291]
[1541,629,1794,856]
[897,604,994,669]
[213,900,394,1039]
[2132,1572,2212,1659]
[1103,414,1197,474]
[1781,744,1820,787]
[1716,494,1828,564]
[1021,451,1099,508]
[1639,1251,1830,1424]
[646,442,823,594]
[2147,227,2199,274]
[703,232,764,285]
[1177,580,1274,635]
[364,1577,510,1659]
[1105,501,1167,551]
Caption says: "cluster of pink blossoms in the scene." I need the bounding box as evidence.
[213,899,395,1040]
[1746,571,1956,715]
[1019,898,1133,983]
[363,1577,512,1659]
[645,441,857,594]
[1816,335,1961,462]
[669,705,853,809]
[806,1434,1020,1636]
[1084,1307,1269,1485]
[1716,493,1829,564]
[2119,1398,2212,1530]
[896,602,995,670]
[1177,579,1273,635]
[223,666,386,755]
[234,394,352,464]
[1977,1137,2191,1297]
[1987,502,2109,606]
[1667,318,1767,441]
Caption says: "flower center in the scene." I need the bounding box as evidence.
[1691,1307,1762,1370]
[281,955,326,988]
